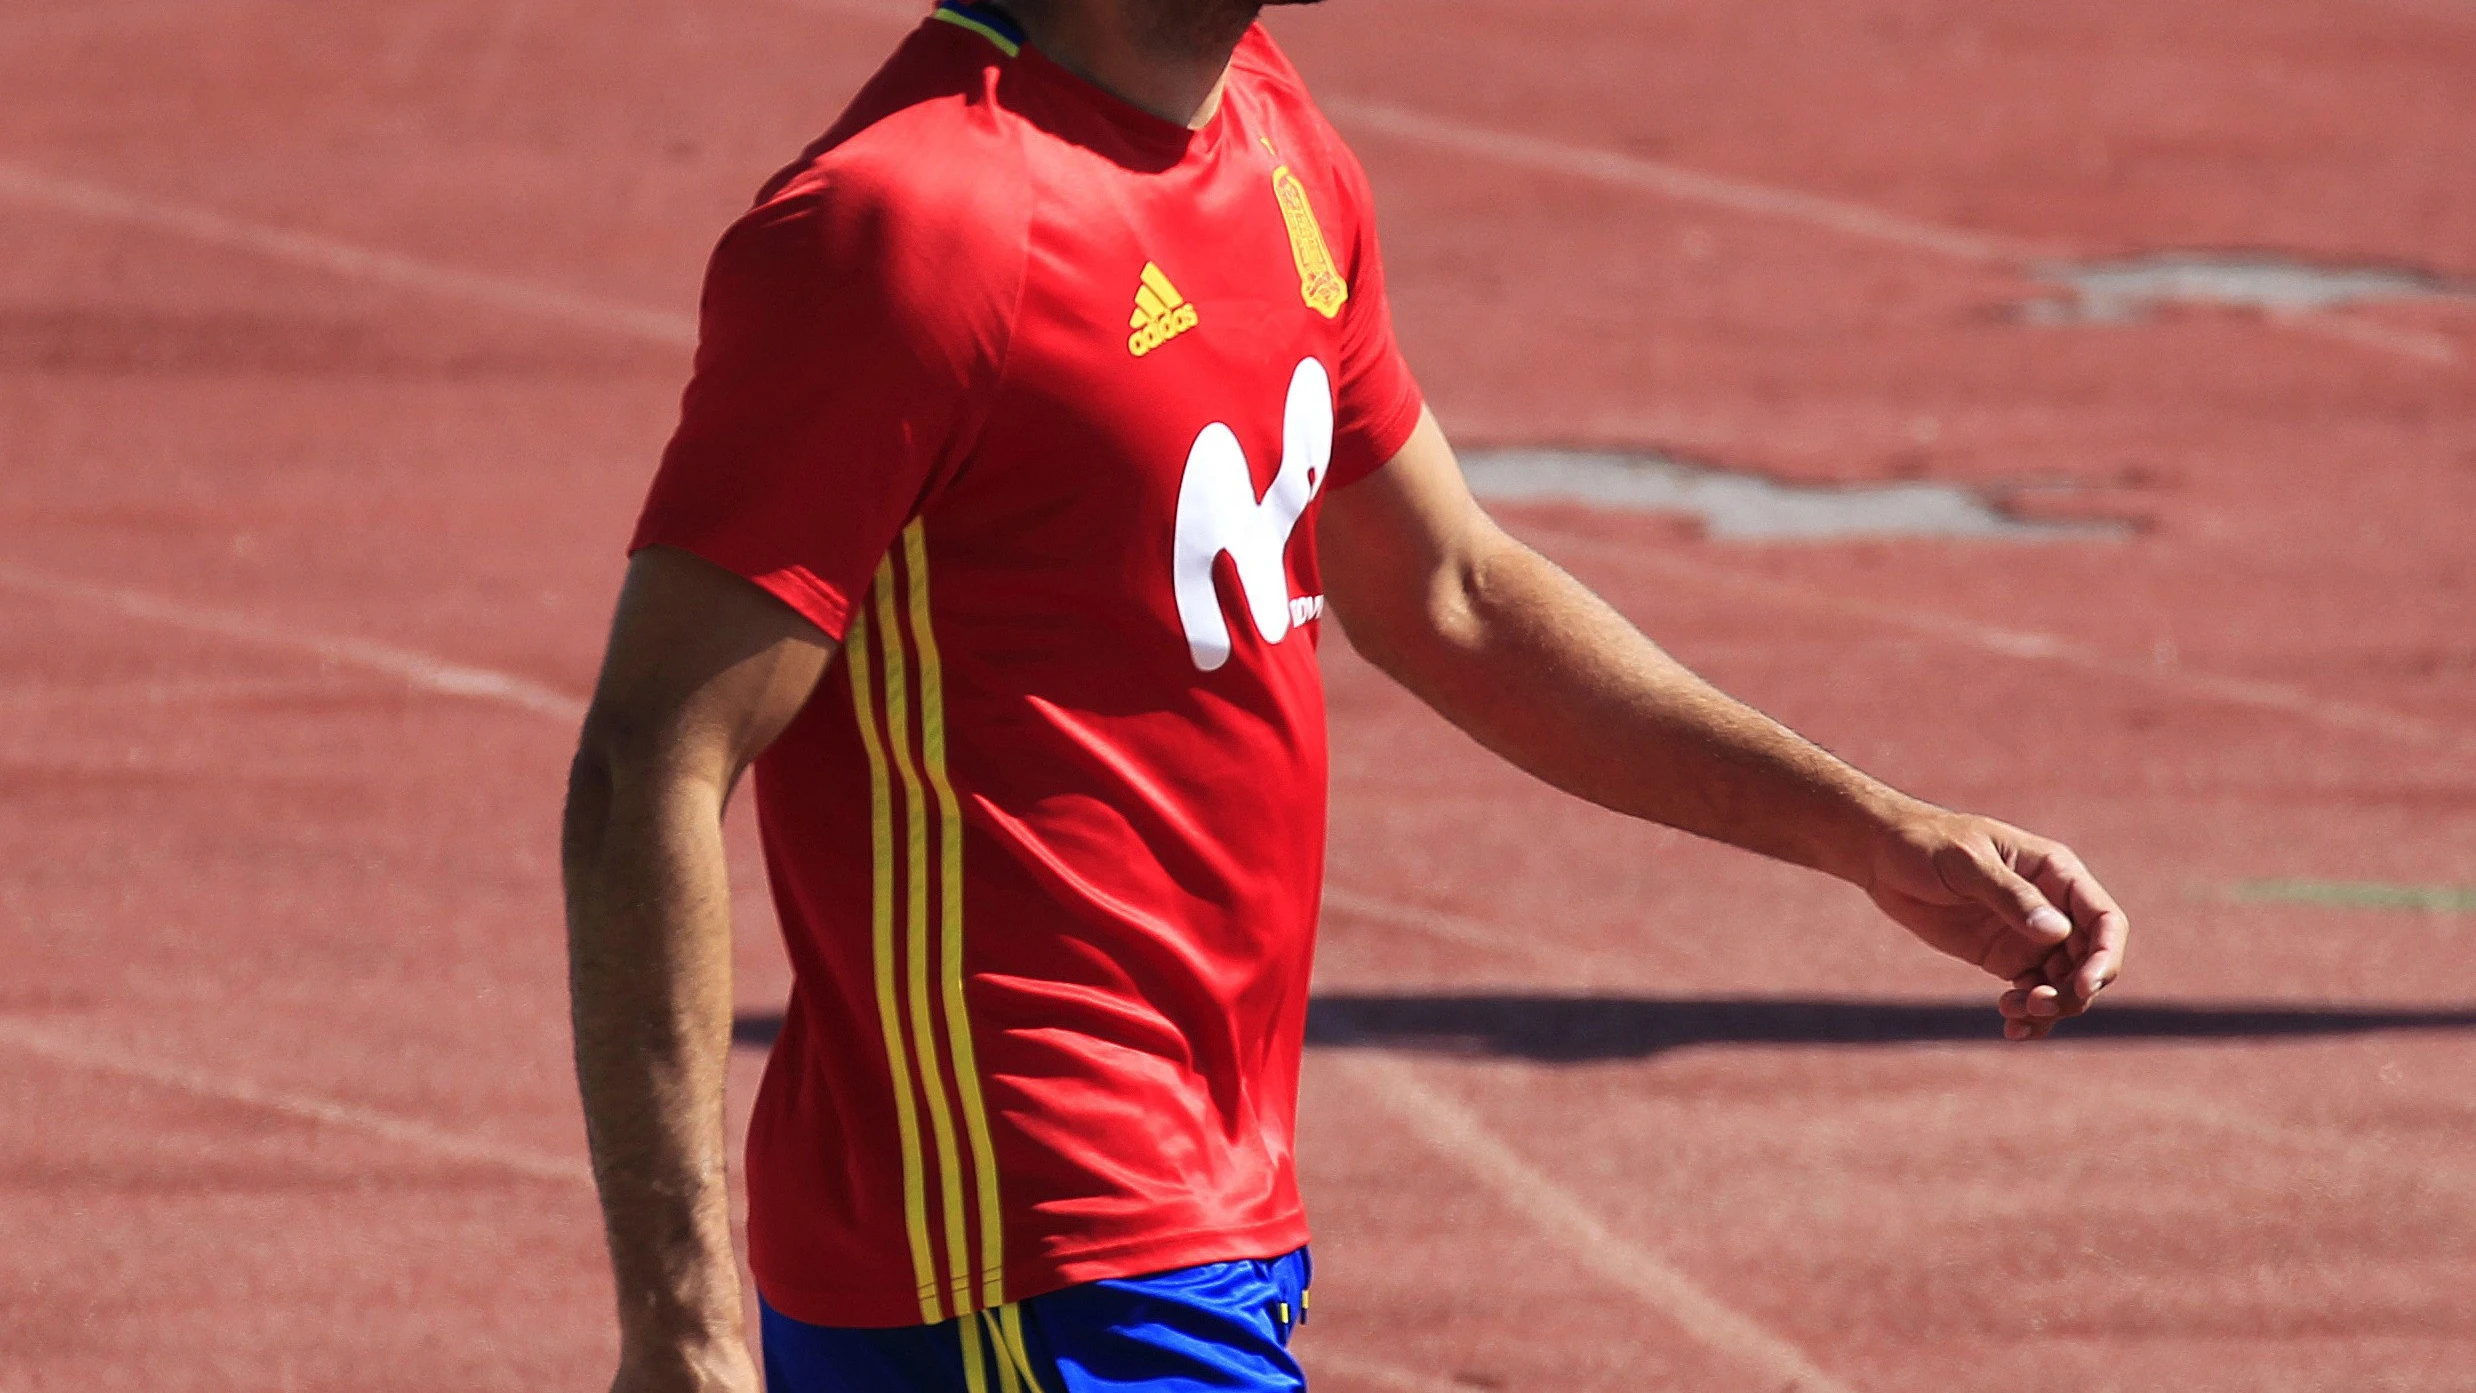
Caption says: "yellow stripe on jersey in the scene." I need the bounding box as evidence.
[846,596,941,1323]
[853,525,1007,1321]
[904,521,1010,1311]
[930,6,1021,57]
[875,554,975,1319]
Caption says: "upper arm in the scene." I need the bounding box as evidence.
[577,545,837,792]
[1316,406,1513,661]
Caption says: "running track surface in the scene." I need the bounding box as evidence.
[4,2,2474,1389]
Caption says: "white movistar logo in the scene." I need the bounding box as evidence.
[1172,357,1333,672]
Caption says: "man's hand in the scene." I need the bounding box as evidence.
[1862,808,2129,1041]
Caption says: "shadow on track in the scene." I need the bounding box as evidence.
[1301,994,2476,1060]
[731,996,2476,1060]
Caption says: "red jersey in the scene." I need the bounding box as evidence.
[631,1,1423,1328]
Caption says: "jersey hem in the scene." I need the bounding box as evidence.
[750,1211,1313,1329]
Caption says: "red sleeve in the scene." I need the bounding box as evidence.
[1323,144,1425,491]
[630,169,1019,639]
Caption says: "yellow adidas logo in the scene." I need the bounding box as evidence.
[1127,262,1200,357]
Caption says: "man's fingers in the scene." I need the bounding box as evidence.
[2022,842,2131,1003]
[1999,985,2056,1015]
[2002,971,2042,1008]
[2001,1011,2052,1042]
[2015,945,2103,1021]
[1997,977,2063,1041]
[2071,903,2131,1001]
[1910,817,2130,1039]
[1938,842,2071,952]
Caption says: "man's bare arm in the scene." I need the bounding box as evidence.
[1317,410,2127,1038]
[562,546,834,1392]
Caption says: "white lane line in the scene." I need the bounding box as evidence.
[0,1016,589,1186]
[1334,1034,2476,1380]
[1318,885,1666,991]
[1325,97,2045,268]
[0,161,697,349]
[2270,308,2464,366]
[16,539,2457,764]
[1323,100,2461,367]
[1521,524,2476,758]
[0,676,362,709]
[1327,1051,1857,1393]
[0,563,591,722]
[3,70,2450,369]
[8,539,2468,811]
[0,0,294,43]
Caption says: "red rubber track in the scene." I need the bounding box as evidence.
[3,1,2472,1389]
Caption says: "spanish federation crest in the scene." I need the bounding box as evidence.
[1269,164,1348,320]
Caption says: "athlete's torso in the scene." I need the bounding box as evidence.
[633,2,1422,1327]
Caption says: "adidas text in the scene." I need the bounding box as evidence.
[1129,302,1199,357]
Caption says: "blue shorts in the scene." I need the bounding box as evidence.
[760,1247,1312,1393]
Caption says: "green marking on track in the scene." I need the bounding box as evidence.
[2230,880,2476,914]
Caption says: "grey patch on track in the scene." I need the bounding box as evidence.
[1458,448,2125,541]
[2025,252,2474,324]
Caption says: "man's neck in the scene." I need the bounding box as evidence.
[1002,0,1259,130]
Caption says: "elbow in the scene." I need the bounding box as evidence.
[1364,543,1502,660]
[571,702,642,781]
[572,694,701,789]
[560,702,672,869]
[1425,545,1503,656]
[1328,561,1482,697]
[562,700,732,849]
[1324,591,1424,686]
[560,716,620,879]
[1331,533,1539,724]
[564,724,615,809]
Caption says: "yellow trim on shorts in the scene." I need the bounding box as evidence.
[997,1304,1047,1391]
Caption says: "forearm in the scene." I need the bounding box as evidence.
[1344,530,1925,883]
[561,742,745,1355]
